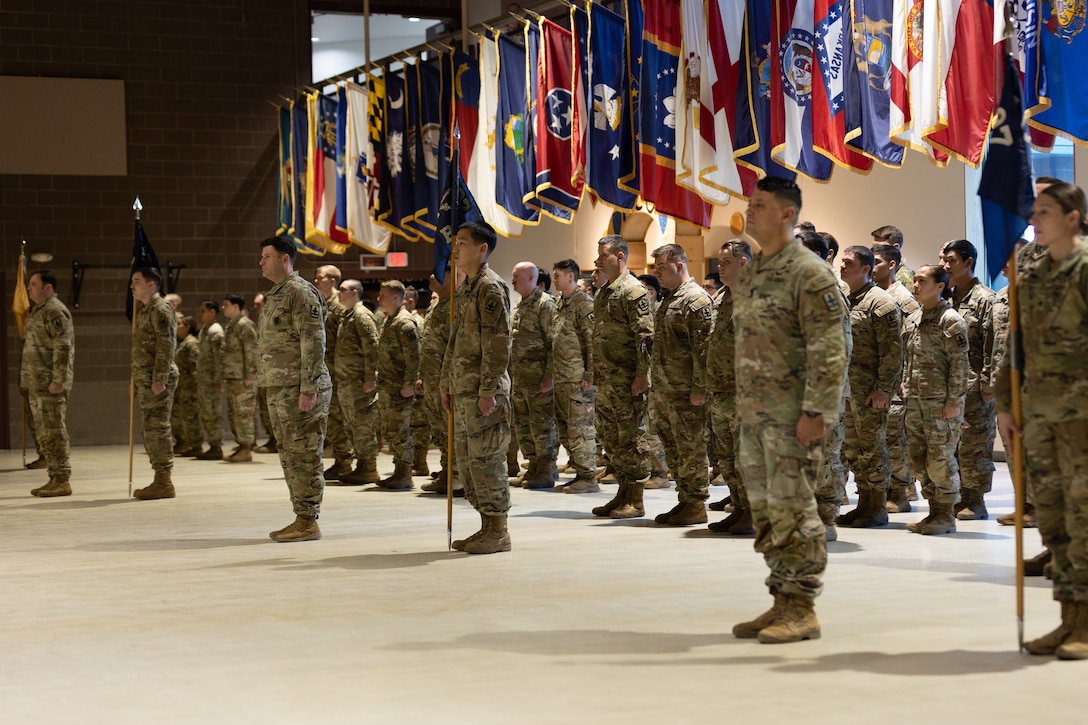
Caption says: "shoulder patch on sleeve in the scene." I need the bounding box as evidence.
[310,304,320,320]
[822,290,842,313]
[636,297,651,316]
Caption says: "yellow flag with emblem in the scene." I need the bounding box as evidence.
[12,249,30,339]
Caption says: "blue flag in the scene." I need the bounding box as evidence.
[496,33,540,224]
[414,59,445,239]
[434,147,482,285]
[289,100,324,255]
[979,55,1036,284]
[843,0,904,166]
[1031,2,1088,143]
[379,70,418,240]
[335,84,349,234]
[276,106,293,235]
[127,218,160,321]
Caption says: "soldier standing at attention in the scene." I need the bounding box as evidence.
[171,315,202,457]
[258,236,332,542]
[333,280,381,485]
[420,268,465,495]
[440,221,513,554]
[551,258,599,494]
[220,293,259,463]
[313,265,353,481]
[835,246,902,528]
[589,235,655,520]
[375,280,422,491]
[510,262,559,490]
[902,265,969,536]
[872,225,914,287]
[649,244,713,526]
[194,300,224,460]
[130,267,179,500]
[22,270,75,497]
[252,292,277,453]
[732,177,847,644]
[940,239,997,520]
[404,288,431,476]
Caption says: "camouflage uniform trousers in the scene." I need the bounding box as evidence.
[512,379,558,465]
[708,392,745,509]
[553,381,596,476]
[411,394,430,457]
[27,391,71,481]
[998,425,1034,507]
[225,380,257,448]
[171,382,202,450]
[198,384,224,446]
[379,388,415,466]
[595,382,650,485]
[136,374,178,473]
[957,391,996,495]
[644,394,669,477]
[655,390,709,503]
[256,386,273,441]
[423,377,450,472]
[453,393,511,515]
[739,420,827,602]
[338,384,380,461]
[814,407,846,511]
[326,379,354,460]
[20,386,43,457]
[843,395,891,494]
[266,385,331,518]
[904,397,963,505]
[1024,419,1088,603]
[887,397,914,488]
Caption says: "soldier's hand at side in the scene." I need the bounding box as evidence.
[48,382,63,394]
[363,380,376,393]
[441,392,450,413]
[796,414,825,447]
[299,391,317,412]
[415,379,424,395]
[690,392,706,406]
[981,392,995,403]
[540,377,554,393]
[941,405,961,420]
[478,395,497,416]
[400,387,414,398]
[997,411,1021,442]
[580,380,593,392]
[151,381,166,396]
[631,376,649,397]
[866,390,890,409]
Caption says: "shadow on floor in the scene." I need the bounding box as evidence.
[513,509,590,520]
[11,498,133,510]
[77,537,268,551]
[389,629,733,656]
[274,550,453,571]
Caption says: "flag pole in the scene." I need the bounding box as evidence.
[19,239,27,468]
[446,133,461,552]
[128,196,142,496]
[1008,252,1026,651]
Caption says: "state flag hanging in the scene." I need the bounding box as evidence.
[345,81,391,253]
[534,18,583,215]
[305,92,351,254]
[889,0,949,164]
[496,32,541,224]
[843,0,905,166]
[812,0,874,171]
[570,4,590,192]
[276,106,293,236]
[290,99,325,256]
[378,69,419,240]
[434,147,483,285]
[1011,0,1056,150]
[1030,0,1088,144]
[413,59,445,239]
[523,21,572,222]
[402,61,432,239]
[453,49,480,179]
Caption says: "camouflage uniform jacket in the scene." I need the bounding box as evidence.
[885,280,920,320]
[221,315,258,381]
[592,272,653,385]
[132,295,178,385]
[324,293,345,375]
[257,271,330,394]
[995,241,1088,423]
[846,281,902,397]
[196,321,223,382]
[175,335,199,386]
[378,307,421,391]
[705,286,736,394]
[992,285,1009,373]
[552,288,594,385]
[510,287,556,383]
[420,295,451,383]
[949,278,995,394]
[896,263,915,288]
[335,302,379,385]
[20,294,75,393]
[902,301,969,407]
[734,238,848,421]
[651,277,712,396]
[441,263,511,398]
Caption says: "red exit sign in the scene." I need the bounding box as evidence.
[386,251,408,268]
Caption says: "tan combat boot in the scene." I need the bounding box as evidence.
[412,446,430,476]
[323,458,354,481]
[917,500,956,535]
[708,508,744,533]
[851,485,889,528]
[25,455,48,470]
[133,470,176,500]
[1056,602,1088,660]
[997,503,1037,527]
[453,512,488,551]
[757,595,821,643]
[377,462,414,490]
[342,458,380,485]
[709,494,732,512]
[464,513,512,554]
[727,508,755,535]
[835,488,869,526]
[227,445,252,463]
[906,499,937,533]
[1024,601,1076,656]
[32,478,73,498]
[563,472,601,494]
[195,445,224,461]
[644,467,671,489]
[523,459,556,490]
[733,592,788,638]
[955,488,989,520]
[592,483,629,517]
[660,501,707,526]
[610,481,645,519]
[256,437,277,454]
[269,515,321,542]
[817,501,838,542]
[886,484,912,514]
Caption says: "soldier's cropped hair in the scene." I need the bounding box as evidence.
[381,279,406,299]
[795,220,816,234]
[757,176,802,215]
[223,293,246,309]
[704,272,722,289]
[459,220,498,254]
[1036,175,1063,187]
[798,230,830,261]
[821,231,840,260]
[260,235,297,264]
[178,315,199,337]
[1040,182,1088,235]
[200,299,220,314]
[871,224,904,248]
[651,243,687,264]
[721,239,753,261]
[404,288,418,302]
[941,239,979,271]
[598,234,629,258]
[30,270,58,291]
[537,269,551,293]
[133,266,163,290]
[340,279,362,294]
[871,243,901,267]
[844,245,875,272]
[918,264,954,300]
[637,273,661,298]
[317,265,342,284]
[553,258,580,278]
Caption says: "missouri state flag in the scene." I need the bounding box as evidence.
[844,0,905,166]
[534,18,583,215]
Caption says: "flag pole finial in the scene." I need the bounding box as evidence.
[132,196,143,220]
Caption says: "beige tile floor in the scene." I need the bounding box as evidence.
[0,445,1079,724]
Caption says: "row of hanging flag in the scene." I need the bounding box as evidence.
[275,0,1081,255]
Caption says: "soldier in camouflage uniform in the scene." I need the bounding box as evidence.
[997,182,1088,659]
[836,246,902,528]
[441,221,513,554]
[902,265,969,536]
[313,265,353,480]
[420,269,465,495]
[940,239,997,520]
[252,292,276,453]
[872,225,914,288]
[220,293,259,462]
[375,280,421,490]
[550,259,598,494]
[635,274,671,490]
[732,178,847,644]
[195,300,224,460]
[334,280,381,485]
[171,315,202,456]
[707,240,755,535]
[130,267,179,500]
[872,243,922,512]
[405,289,431,475]
[648,244,713,526]
[510,262,559,490]
[590,235,654,520]
[21,270,75,497]
[258,236,332,542]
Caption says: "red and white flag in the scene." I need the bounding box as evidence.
[889,0,948,164]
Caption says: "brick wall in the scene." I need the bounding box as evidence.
[1,0,318,446]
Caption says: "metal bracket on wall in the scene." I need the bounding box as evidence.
[71,260,186,309]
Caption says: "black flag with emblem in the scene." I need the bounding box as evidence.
[127,218,160,321]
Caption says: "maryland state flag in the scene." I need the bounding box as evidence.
[305,92,351,254]
[534,18,583,215]
[12,248,30,338]
[345,81,391,253]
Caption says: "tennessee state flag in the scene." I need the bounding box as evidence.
[812,0,874,171]
[889,0,949,164]
[771,0,835,180]
[523,22,572,222]
[305,92,350,254]
[535,18,583,215]
[844,0,905,166]
[1031,0,1088,144]
[453,49,479,178]
[638,0,714,228]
